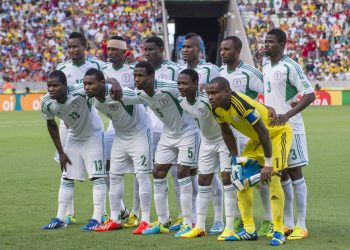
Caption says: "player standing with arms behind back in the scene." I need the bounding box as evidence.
[263,29,315,240]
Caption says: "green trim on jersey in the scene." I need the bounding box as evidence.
[46,103,53,114]
[89,60,101,70]
[167,67,176,81]
[202,66,211,83]
[87,99,92,111]
[120,101,134,116]
[58,65,66,71]
[284,64,298,102]
[160,90,183,116]
[242,71,258,99]
[241,64,263,82]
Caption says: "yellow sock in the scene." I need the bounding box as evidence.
[237,187,255,233]
[269,175,285,233]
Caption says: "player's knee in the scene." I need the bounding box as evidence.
[177,165,190,179]
[221,172,231,185]
[198,174,213,186]
[153,166,167,179]
[287,167,303,181]
[190,168,198,176]
[280,169,290,181]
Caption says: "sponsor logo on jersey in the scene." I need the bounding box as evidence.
[72,100,81,108]
[122,73,131,82]
[159,98,169,106]
[274,71,282,80]
[198,108,207,117]
[232,78,242,88]
[109,104,118,111]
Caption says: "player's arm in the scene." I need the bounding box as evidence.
[219,122,239,156]
[46,119,71,172]
[107,77,123,100]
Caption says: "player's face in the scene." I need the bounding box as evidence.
[220,40,239,64]
[68,38,86,61]
[264,34,281,57]
[182,39,199,62]
[47,77,67,100]
[205,84,229,109]
[107,47,125,64]
[83,75,102,98]
[134,67,152,90]
[177,73,197,97]
[144,42,163,64]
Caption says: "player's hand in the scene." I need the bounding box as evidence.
[59,152,71,172]
[108,78,122,100]
[267,106,277,126]
[260,166,273,183]
[275,114,289,125]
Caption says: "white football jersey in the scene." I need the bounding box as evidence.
[179,91,222,143]
[102,63,134,89]
[90,85,150,139]
[179,59,220,85]
[263,55,314,134]
[56,58,105,85]
[155,59,180,81]
[220,60,263,99]
[122,79,196,137]
[41,84,103,140]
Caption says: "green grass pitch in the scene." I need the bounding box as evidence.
[0,106,349,249]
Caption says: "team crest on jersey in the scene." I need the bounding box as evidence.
[122,73,131,82]
[72,100,81,108]
[232,78,242,88]
[198,108,207,117]
[159,98,169,106]
[109,104,118,111]
[274,71,282,80]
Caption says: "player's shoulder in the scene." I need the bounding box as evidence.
[219,64,227,72]
[102,62,112,71]
[155,79,178,89]
[41,93,53,106]
[281,56,306,77]
[240,61,263,79]
[164,60,180,69]
[56,60,72,71]
[70,84,86,96]
[199,60,219,71]
[87,58,105,70]
[262,59,271,69]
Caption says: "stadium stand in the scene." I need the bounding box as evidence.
[0,0,163,84]
[238,0,350,81]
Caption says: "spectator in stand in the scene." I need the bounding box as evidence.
[319,35,329,57]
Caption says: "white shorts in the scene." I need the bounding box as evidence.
[62,130,106,181]
[104,121,115,161]
[155,130,200,168]
[288,134,309,168]
[198,139,230,174]
[110,128,153,175]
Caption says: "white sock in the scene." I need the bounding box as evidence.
[282,179,294,229]
[293,177,307,229]
[179,177,193,226]
[132,177,140,217]
[259,182,272,221]
[212,173,223,223]
[224,184,236,231]
[109,174,124,223]
[190,174,198,224]
[154,178,169,224]
[120,199,126,212]
[196,185,212,230]
[136,173,151,223]
[92,178,106,223]
[57,179,74,221]
[103,171,110,214]
[170,166,182,217]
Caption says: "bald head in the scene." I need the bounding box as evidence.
[208,76,231,91]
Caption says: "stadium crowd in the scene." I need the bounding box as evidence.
[0,0,162,83]
[239,0,350,81]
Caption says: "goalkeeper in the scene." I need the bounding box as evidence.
[205,77,292,246]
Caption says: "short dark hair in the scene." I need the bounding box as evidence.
[49,70,67,85]
[208,76,230,90]
[223,36,242,50]
[179,69,199,83]
[185,33,199,40]
[85,68,105,81]
[267,29,287,44]
[110,35,125,41]
[145,36,164,48]
[135,61,155,75]
[69,32,87,46]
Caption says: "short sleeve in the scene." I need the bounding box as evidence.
[41,101,55,120]
[288,62,314,96]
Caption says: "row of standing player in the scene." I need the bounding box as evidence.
[41,29,314,245]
